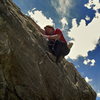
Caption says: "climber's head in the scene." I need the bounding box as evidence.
[44,25,54,35]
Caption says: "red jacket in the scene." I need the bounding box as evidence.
[54,29,66,43]
[45,28,66,43]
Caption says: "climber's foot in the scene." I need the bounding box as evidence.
[68,43,73,49]
[56,55,64,64]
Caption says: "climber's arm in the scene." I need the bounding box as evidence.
[40,29,45,34]
[42,34,61,40]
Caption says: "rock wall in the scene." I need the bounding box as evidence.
[0,0,96,100]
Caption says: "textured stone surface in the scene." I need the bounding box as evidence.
[0,0,96,100]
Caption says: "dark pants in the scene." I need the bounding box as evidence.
[48,40,70,58]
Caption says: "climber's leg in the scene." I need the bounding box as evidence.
[47,40,55,55]
[54,40,70,63]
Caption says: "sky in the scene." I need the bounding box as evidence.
[13,0,100,99]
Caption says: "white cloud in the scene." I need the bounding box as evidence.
[85,76,93,83]
[65,0,100,60]
[85,15,91,21]
[51,0,72,16]
[66,11,100,59]
[83,59,96,66]
[60,17,68,30]
[90,59,96,66]
[83,59,91,65]
[28,9,54,29]
[84,0,100,10]
[97,92,100,97]
[75,65,80,68]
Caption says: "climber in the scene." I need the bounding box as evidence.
[41,25,73,63]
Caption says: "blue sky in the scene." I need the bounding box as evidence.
[13,0,100,99]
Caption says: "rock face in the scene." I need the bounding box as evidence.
[0,0,96,100]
